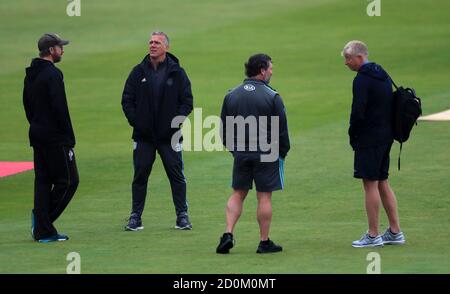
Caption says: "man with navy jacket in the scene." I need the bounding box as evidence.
[342,40,405,247]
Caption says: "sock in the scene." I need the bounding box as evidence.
[389,228,399,235]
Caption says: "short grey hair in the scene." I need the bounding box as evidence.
[151,31,170,46]
[342,40,368,57]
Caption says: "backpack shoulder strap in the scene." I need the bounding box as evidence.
[391,78,399,90]
[385,71,399,90]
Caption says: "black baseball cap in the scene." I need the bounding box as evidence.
[38,33,69,51]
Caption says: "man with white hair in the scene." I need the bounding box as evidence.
[342,40,406,247]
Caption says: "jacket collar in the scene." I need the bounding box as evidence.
[244,78,276,91]
[139,52,180,73]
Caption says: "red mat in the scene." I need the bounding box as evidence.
[0,162,34,178]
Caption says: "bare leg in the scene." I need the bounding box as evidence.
[225,189,248,233]
[378,180,401,233]
[256,191,272,241]
[363,179,381,237]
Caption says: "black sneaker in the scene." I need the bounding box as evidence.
[175,213,192,230]
[38,233,69,243]
[31,210,35,240]
[125,215,144,231]
[216,233,234,254]
[256,239,282,254]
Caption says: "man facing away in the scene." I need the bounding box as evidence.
[342,40,406,247]
[23,33,79,243]
[121,32,193,231]
[216,53,290,254]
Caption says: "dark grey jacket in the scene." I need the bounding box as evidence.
[220,78,290,158]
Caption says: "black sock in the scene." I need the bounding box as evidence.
[389,228,399,235]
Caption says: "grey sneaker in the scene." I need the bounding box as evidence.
[352,233,384,248]
[381,228,405,245]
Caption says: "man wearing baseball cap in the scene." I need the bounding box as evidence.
[37,33,69,62]
[23,33,79,243]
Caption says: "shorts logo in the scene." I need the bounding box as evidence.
[68,149,74,161]
[174,143,182,152]
[141,78,147,83]
[244,84,255,91]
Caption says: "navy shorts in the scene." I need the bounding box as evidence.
[354,144,392,181]
[232,153,285,192]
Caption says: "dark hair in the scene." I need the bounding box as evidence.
[245,53,272,77]
[39,49,51,57]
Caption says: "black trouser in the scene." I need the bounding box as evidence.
[131,141,187,218]
[33,146,79,240]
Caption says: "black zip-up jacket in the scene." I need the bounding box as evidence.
[349,62,394,150]
[23,58,75,147]
[220,78,290,158]
[121,53,193,143]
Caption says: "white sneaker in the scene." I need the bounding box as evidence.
[352,233,384,248]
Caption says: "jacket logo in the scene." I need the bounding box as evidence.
[141,77,147,82]
[244,84,255,91]
[167,78,173,86]
[174,143,182,152]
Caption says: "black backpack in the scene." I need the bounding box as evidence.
[390,77,422,170]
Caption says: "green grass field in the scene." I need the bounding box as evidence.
[1,0,449,273]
